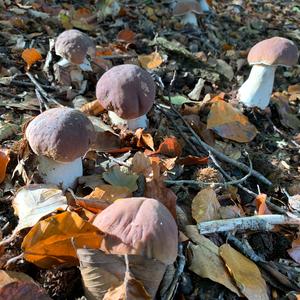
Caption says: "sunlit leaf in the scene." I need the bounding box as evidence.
[21,48,42,70]
[138,51,163,69]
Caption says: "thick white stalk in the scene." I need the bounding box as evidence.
[38,156,83,190]
[199,0,210,12]
[181,12,198,26]
[108,111,149,130]
[238,64,276,109]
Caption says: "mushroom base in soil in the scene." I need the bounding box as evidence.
[37,156,83,190]
[238,64,276,109]
[181,12,199,26]
[108,110,149,130]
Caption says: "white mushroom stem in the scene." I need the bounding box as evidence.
[181,12,198,26]
[108,111,149,130]
[38,156,83,190]
[238,64,276,109]
[199,0,210,12]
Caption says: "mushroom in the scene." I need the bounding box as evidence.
[25,107,95,189]
[96,64,156,130]
[173,0,203,26]
[93,197,178,264]
[55,29,95,71]
[238,37,299,109]
[199,0,210,12]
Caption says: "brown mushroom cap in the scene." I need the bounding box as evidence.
[96,64,156,119]
[248,37,299,66]
[93,197,178,265]
[55,29,95,65]
[25,107,95,163]
[173,0,203,16]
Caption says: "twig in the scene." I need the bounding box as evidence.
[10,79,56,91]
[198,214,300,234]
[26,72,63,108]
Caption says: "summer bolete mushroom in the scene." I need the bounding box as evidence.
[96,64,156,130]
[238,37,299,109]
[55,29,95,71]
[173,0,203,26]
[25,107,95,189]
[93,197,178,265]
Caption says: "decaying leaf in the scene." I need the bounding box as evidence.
[131,152,152,175]
[22,211,103,268]
[80,100,105,116]
[138,51,163,69]
[185,226,240,295]
[0,149,10,184]
[103,166,139,192]
[0,270,34,288]
[177,155,208,166]
[12,184,68,232]
[207,100,257,142]
[288,236,300,264]
[21,48,42,70]
[164,94,198,106]
[191,188,221,223]
[117,29,136,43]
[219,244,268,300]
[135,128,155,150]
[146,136,182,157]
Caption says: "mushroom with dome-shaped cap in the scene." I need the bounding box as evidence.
[173,0,203,26]
[96,64,156,130]
[25,107,95,189]
[55,29,95,71]
[93,197,178,297]
[238,37,299,109]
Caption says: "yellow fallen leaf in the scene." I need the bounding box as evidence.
[219,244,268,300]
[22,211,103,268]
[138,51,163,69]
[207,101,257,143]
[21,48,42,70]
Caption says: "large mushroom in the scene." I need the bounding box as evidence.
[55,29,95,71]
[238,37,299,109]
[173,0,203,26]
[93,197,178,297]
[25,107,95,189]
[96,64,156,130]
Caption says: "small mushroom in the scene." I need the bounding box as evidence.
[55,29,95,71]
[238,37,299,109]
[93,197,178,265]
[25,107,95,189]
[96,64,156,130]
[173,0,203,27]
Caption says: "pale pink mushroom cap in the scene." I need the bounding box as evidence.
[248,37,299,67]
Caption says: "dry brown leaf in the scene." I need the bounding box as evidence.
[288,236,300,264]
[219,244,268,300]
[185,226,240,295]
[22,211,103,268]
[103,271,151,300]
[145,136,182,157]
[0,281,51,300]
[0,271,34,289]
[80,100,105,116]
[207,101,257,143]
[135,128,155,150]
[117,29,136,43]
[138,51,163,69]
[255,193,272,215]
[191,188,221,223]
[177,155,208,166]
[0,149,9,184]
[131,152,152,175]
[21,48,42,70]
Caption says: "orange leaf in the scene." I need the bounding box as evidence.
[135,128,154,150]
[177,155,208,166]
[138,51,163,69]
[117,29,136,43]
[78,185,132,213]
[22,211,103,268]
[148,137,182,157]
[255,193,272,215]
[0,149,10,184]
[106,147,132,154]
[21,48,42,70]
[207,101,257,143]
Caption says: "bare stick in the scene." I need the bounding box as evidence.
[26,72,63,108]
[198,214,300,234]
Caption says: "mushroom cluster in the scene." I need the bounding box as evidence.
[96,64,156,130]
[25,107,95,189]
[238,37,299,109]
